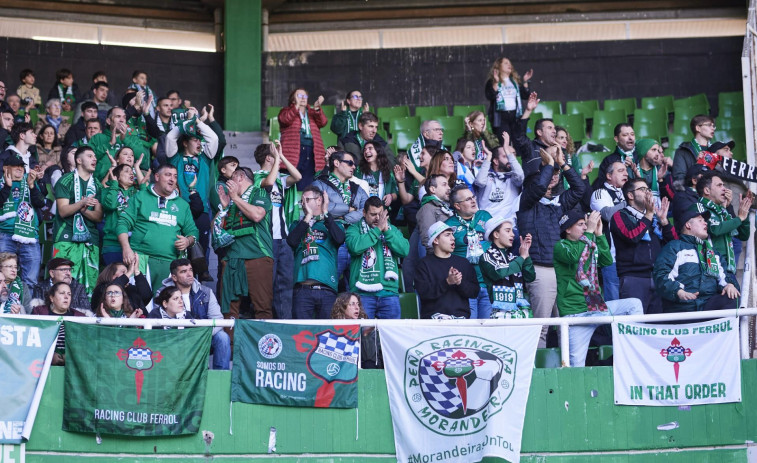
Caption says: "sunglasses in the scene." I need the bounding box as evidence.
[339,159,355,167]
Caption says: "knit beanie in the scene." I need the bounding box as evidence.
[635,138,660,158]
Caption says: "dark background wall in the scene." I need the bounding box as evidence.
[263,36,744,117]
[0,37,224,123]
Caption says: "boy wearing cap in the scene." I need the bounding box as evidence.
[0,155,44,287]
[653,202,740,313]
[554,210,643,367]
[480,217,535,318]
[414,221,479,319]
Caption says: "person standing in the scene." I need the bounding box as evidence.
[279,88,328,190]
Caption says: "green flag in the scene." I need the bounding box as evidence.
[0,318,59,444]
[232,320,360,408]
[63,323,212,436]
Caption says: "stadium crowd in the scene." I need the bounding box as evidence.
[0,60,750,367]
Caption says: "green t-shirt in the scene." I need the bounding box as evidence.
[226,187,273,259]
[53,172,100,244]
[101,181,142,253]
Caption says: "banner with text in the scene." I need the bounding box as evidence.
[63,323,212,436]
[613,317,741,406]
[0,318,58,444]
[721,157,757,183]
[380,325,540,463]
[231,320,360,408]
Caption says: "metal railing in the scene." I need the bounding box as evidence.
[4,308,756,367]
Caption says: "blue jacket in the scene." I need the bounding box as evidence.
[151,277,224,336]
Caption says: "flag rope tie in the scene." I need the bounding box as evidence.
[355,408,359,441]
[229,401,233,435]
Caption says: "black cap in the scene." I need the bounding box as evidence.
[707,140,735,153]
[3,155,24,167]
[685,163,709,182]
[674,202,710,232]
[559,210,586,238]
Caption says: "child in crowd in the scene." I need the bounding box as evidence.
[17,69,41,109]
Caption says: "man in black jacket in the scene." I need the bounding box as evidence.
[672,115,714,191]
[517,145,586,347]
[337,112,393,164]
[414,221,479,319]
[611,178,677,314]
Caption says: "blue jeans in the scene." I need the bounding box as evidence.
[293,286,337,319]
[469,286,492,319]
[564,298,643,367]
[360,294,400,319]
[102,251,123,265]
[211,330,231,370]
[272,239,294,319]
[0,233,40,288]
[601,263,619,302]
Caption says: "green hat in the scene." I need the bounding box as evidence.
[179,116,204,141]
[635,138,660,157]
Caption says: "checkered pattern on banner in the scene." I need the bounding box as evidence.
[418,348,463,416]
[129,348,152,360]
[668,346,684,355]
[318,332,359,359]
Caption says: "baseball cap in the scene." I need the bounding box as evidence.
[673,202,710,232]
[559,210,586,237]
[427,221,453,245]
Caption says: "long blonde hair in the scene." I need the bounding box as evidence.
[487,58,521,85]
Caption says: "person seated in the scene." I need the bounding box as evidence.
[414,221,479,319]
[17,69,41,109]
[96,282,144,319]
[35,99,71,143]
[151,259,229,370]
[345,196,409,319]
[337,112,392,165]
[31,282,86,366]
[30,258,92,315]
[331,291,383,369]
[90,259,152,315]
[46,68,80,112]
[480,217,535,319]
[36,124,62,170]
[554,210,643,367]
[0,252,32,314]
[653,202,740,312]
[673,163,709,217]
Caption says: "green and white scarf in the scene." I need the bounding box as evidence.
[72,174,96,243]
[301,216,326,265]
[328,174,351,205]
[408,135,425,169]
[0,176,38,243]
[346,109,362,133]
[300,111,312,138]
[1,276,24,313]
[227,185,256,238]
[57,84,75,107]
[691,138,708,157]
[694,235,721,278]
[355,219,398,293]
[700,197,736,272]
[211,205,234,250]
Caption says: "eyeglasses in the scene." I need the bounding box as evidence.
[699,122,716,129]
[106,291,123,297]
[339,159,355,167]
[350,95,363,100]
[0,265,18,270]
[54,267,72,272]
[303,196,321,202]
[633,187,651,193]
[428,128,444,133]
[456,195,477,204]
[296,93,308,99]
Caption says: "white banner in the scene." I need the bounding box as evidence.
[613,317,741,406]
[380,325,540,463]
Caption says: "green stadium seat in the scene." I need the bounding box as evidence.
[452,104,486,118]
[377,105,410,122]
[376,127,389,142]
[719,91,743,109]
[389,116,421,136]
[268,117,280,141]
[598,345,613,361]
[592,109,626,129]
[61,110,74,123]
[266,106,282,120]
[526,112,543,137]
[399,292,419,319]
[603,97,636,118]
[719,105,745,119]
[535,100,562,118]
[553,113,586,142]
[437,116,465,147]
[534,348,562,368]
[633,108,667,138]
[595,138,616,152]
[566,100,599,118]
[671,119,691,137]
[633,121,666,141]
[415,105,448,119]
[640,95,674,114]
[392,130,417,153]
[592,123,616,140]
[674,105,709,124]
[320,128,338,148]
[716,116,745,131]
[320,104,336,119]
[674,93,710,113]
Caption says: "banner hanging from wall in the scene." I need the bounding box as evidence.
[63,323,212,436]
[231,320,361,408]
[613,317,741,406]
[721,157,757,183]
[380,325,540,463]
[0,317,59,444]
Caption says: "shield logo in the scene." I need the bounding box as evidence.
[306,330,359,384]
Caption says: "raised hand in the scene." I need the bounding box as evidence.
[581,160,595,179]
[519,233,532,258]
[525,92,539,112]
[393,164,406,183]
[523,68,534,82]
[738,194,751,221]
[314,96,325,110]
[655,197,670,225]
[586,211,601,234]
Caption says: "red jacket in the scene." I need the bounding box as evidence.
[278,104,328,172]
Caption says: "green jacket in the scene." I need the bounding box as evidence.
[53,172,101,244]
[554,233,612,316]
[699,197,750,273]
[224,187,273,260]
[288,216,344,292]
[330,108,363,139]
[446,210,492,286]
[101,181,142,253]
[480,245,536,307]
[115,186,198,260]
[345,220,409,296]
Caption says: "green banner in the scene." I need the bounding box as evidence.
[0,318,59,444]
[231,320,360,408]
[63,323,212,436]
